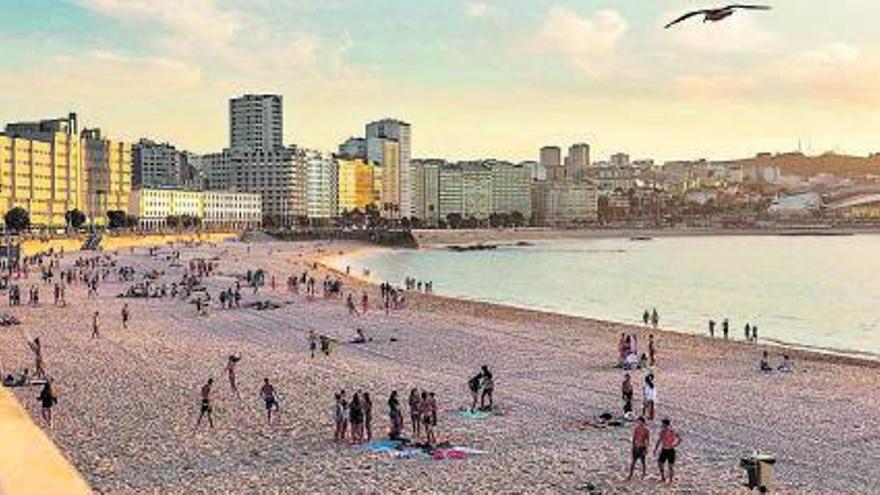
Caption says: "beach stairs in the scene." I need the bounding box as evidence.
[81,233,102,251]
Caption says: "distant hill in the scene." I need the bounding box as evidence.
[720,152,880,177]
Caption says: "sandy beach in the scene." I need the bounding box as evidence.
[1,238,878,493]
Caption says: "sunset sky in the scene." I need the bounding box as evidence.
[1,0,878,162]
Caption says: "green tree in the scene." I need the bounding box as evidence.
[166,215,181,229]
[510,211,526,227]
[4,207,30,233]
[446,213,463,229]
[107,210,127,229]
[65,209,87,230]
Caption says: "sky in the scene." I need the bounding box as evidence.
[1,0,879,162]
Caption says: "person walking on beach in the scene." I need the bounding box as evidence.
[409,388,422,438]
[28,337,44,378]
[91,311,100,339]
[650,309,659,329]
[226,354,241,398]
[722,318,729,340]
[655,418,681,485]
[121,303,130,329]
[708,319,715,338]
[648,335,657,367]
[360,292,369,315]
[622,373,634,417]
[196,378,215,429]
[643,374,656,421]
[642,310,650,326]
[480,365,494,410]
[744,323,751,342]
[752,325,758,343]
[626,416,650,480]
[38,380,58,428]
[260,378,279,425]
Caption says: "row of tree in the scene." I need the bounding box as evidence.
[3,207,140,233]
[334,207,529,230]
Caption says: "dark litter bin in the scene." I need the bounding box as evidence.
[740,453,776,493]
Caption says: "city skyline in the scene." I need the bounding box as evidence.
[1,1,878,161]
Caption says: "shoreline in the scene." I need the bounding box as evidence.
[316,240,880,370]
[411,226,880,248]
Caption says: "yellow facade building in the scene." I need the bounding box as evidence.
[337,157,377,213]
[0,114,130,228]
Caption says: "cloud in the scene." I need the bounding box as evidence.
[465,0,489,18]
[76,0,241,50]
[534,7,627,77]
[674,73,763,99]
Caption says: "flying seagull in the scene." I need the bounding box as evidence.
[664,4,771,29]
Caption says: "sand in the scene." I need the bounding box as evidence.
[0,238,878,494]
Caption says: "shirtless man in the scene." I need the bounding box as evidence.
[626,416,650,480]
[655,418,682,484]
[260,378,279,425]
[226,354,241,398]
[196,378,215,429]
[28,337,44,378]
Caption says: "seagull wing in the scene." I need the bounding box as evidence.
[664,10,708,29]
[726,4,773,10]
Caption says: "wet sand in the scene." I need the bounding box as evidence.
[0,239,877,493]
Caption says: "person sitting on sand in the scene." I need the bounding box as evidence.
[655,418,681,485]
[260,378,279,425]
[353,328,368,344]
[627,416,650,480]
[196,378,215,429]
[760,351,772,372]
[480,365,494,410]
[409,388,422,438]
[778,355,794,373]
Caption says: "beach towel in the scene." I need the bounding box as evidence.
[431,447,488,460]
[456,410,490,420]
[361,440,402,454]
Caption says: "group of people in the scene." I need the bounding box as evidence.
[760,351,794,373]
[467,365,495,412]
[708,317,760,342]
[621,372,658,421]
[402,277,433,293]
[641,308,659,329]
[618,333,657,370]
[333,390,375,444]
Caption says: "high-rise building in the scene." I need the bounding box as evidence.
[610,152,631,168]
[412,159,443,225]
[438,164,463,221]
[541,145,566,181]
[565,143,590,180]
[132,139,185,188]
[521,160,546,181]
[489,161,532,219]
[337,157,377,213]
[366,119,412,217]
[461,163,493,220]
[531,180,598,226]
[1,113,131,227]
[229,94,283,152]
[337,137,366,159]
[305,150,338,220]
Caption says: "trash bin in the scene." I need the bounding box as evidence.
[740,453,776,493]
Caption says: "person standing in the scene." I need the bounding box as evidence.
[28,337,44,378]
[650,308,659,329]
[626,416,650,480]
[349,393,364,443]
[643,374,656,421]
[655,418,682,485]
[226,354,241,399]
[196,378,215,429]
[38,380,58,428]
[308,330,317,358]
[752,325,758,343]
[642,310,650,325]
[121,304,130,329]
[480,365,494,410]
[91,311,100,339]
[621,373,634,417]
[744,323,751,342]
[363,392,373,441]
[722,318,729,340]
[648,335,657,366]
[708,319,715,338]
[468,371,482,412]
[408,388,422,438]
[388,390,403,440]
[260,378,279,425]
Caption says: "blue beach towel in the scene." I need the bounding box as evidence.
[456,409,491,420]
